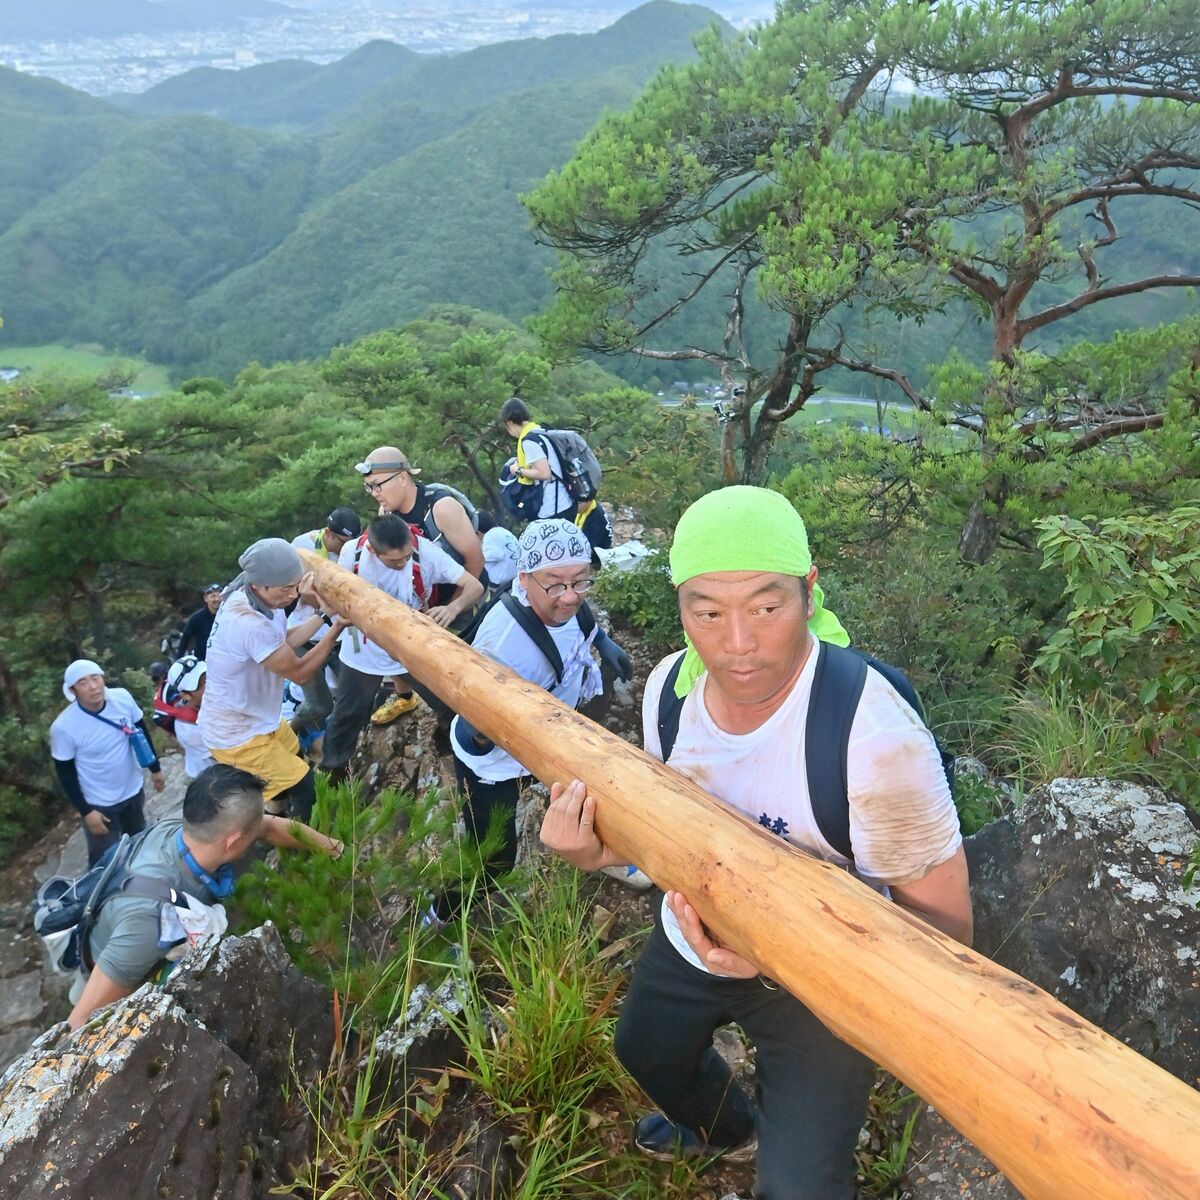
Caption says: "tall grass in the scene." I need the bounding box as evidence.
[996,682,1143,788]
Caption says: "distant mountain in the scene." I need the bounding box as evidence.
[0,68,142,232]
[0,1,729,377]
[121,40,419,130]
[3,0,294,41]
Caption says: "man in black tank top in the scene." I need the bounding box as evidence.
[355,446,485,724]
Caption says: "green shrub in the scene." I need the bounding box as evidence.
[230,777,497,1020]
[994,682,1142,788]
[1035,508,1199,805]
[593,558,681,656]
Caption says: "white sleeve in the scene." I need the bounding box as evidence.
[110,688,145,726]
[239,613,287,664]
[521,435,547,465]
[49,715,76,761]
[419,537,467,589]
[846,672,962,888]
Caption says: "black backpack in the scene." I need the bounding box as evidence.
[498,592,596,685]
[34,831,198,973]
[655,642,956,861]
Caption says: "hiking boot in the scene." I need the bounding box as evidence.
[600,863,654,890]
[633,1112,757,1163]
[371,693,421,724]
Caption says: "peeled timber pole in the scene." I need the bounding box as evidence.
[302,550,1200,1200]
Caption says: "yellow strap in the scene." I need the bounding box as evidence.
[314,529,325,553]
[515,421,543,469]
[574,500,595,528]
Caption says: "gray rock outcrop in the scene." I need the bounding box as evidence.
[907,778,1199,1198]
[0,923,332,1200]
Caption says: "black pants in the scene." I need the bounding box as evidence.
[435,760,524,920]
[454,759,522,873]
[319,665,385,772]
[292,649,340,738]
[615,906,874,1200]
[83,789,146,867]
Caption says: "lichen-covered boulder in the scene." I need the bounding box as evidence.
[0,924,333,1200]
[0,991,264,1200]
[966,778,1199,1080]
[162,922,332,1131]
[907,778,1199,1198]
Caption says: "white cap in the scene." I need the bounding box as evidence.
[63,659,104,700]
[167,656,206,693]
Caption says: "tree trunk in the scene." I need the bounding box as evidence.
[958,492,1004,564]
[300,550,1200,1200]
[741,410,778,484]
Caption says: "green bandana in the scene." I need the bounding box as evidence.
[668,486,849,697]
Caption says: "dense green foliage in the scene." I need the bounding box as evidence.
[526,0,1200,563]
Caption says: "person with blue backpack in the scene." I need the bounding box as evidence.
[50,660,167,867]
[540,486,972,1200]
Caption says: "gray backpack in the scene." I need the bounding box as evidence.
[528,429,601,502]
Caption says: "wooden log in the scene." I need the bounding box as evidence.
[302,550,1200,1200]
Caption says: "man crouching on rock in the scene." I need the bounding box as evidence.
[68,764,342,1030]
[540,485,972,1200]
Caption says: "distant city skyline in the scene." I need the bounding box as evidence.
[0,1,776,97]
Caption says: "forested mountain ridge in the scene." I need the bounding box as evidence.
[0,0,1194,385]
[0,2,727,377]
[115,40,420,130]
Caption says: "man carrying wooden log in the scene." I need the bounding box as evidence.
[541,485,972,1200]
[449,517,633,893]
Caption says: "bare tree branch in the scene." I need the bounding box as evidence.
[1019,275,1200,337]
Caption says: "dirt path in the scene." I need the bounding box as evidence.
[0,751,190,1070]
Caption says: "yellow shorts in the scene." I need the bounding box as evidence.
[210,720,308,802]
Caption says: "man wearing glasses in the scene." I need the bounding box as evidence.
[356,447,486,724]
[447,519,631,891]
[200,539,347,820]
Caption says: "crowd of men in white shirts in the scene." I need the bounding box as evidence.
[47,443,973,1198]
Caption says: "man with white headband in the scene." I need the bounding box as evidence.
[50,660,166,866]
[541,486,971,1200]
[200,538,348,820]
[445,518,631,906]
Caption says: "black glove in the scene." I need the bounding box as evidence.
[595,629,633,682]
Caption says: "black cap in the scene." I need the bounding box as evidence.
[203,582,222,594]
[326,507,362,539]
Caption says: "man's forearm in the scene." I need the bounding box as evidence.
[53,758,91,816]
[288,623,341,685]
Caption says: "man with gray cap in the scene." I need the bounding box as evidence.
[50,660,166,865]
[200,538,348,820]
[177,582,223,660]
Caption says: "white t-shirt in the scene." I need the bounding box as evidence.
[482,527,519,587]
[49,688,146,807]
[336,534,465,676]
[173,716,216,779]
[520,430,572,518]
[642,641,962,971]
[288,529,335,630]
[451,599,599,782]
[198,589,288,749]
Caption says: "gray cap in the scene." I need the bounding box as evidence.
[237,538,303,587]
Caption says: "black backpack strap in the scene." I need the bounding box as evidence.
[656,651,687,762]
[576,601,595,639]
[805,642,867,861]
[500,592,564,683]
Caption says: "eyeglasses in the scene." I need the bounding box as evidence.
[527,576,595,599]
[363,471,405,495]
